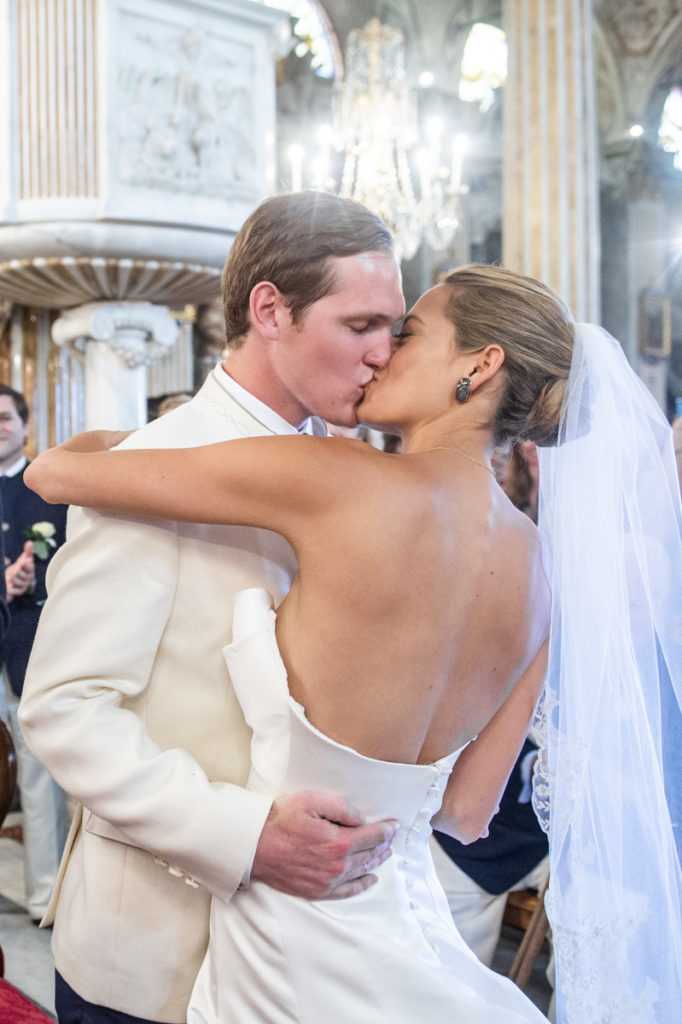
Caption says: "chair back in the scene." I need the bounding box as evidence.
[0,719,17,827]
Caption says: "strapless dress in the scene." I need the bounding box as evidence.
[187,588,548,1023]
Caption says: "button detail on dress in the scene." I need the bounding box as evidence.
[168,865,184,878]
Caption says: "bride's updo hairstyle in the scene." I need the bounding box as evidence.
[442,264,574,446]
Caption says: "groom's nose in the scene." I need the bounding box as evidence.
[365,328,393,371]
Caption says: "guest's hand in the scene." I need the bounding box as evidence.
[6,541,35,601]
[251,791,398,900]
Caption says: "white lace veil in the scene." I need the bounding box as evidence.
[533,324,682,1023]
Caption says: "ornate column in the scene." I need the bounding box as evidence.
[52,302,178,429]
[0,0,288,442]
[503,0,600,321]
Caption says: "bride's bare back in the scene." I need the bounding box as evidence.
[276,447,547,767]
[27,433,549,790]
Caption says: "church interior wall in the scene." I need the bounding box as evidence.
[0,0,680,435]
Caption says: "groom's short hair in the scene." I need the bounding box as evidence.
[222,191,394,349]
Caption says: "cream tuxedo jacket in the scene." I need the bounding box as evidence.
[19,368,301,1021]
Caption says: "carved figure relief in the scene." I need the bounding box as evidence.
[599,0,679,57]
[117,19,260,200]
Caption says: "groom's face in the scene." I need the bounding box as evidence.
[272,252,405,427]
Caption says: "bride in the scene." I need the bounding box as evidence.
[26,264,682,1023]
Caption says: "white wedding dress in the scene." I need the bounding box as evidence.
[188,589,548,1023]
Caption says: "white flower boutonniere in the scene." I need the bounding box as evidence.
[24,521,57,560]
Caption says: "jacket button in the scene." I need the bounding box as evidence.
[2,523,8,532]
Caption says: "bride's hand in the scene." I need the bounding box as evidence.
[59,429,136,453]
[430,804,500,845]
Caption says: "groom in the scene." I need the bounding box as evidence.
[19,191,406,1024]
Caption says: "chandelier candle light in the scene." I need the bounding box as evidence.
[286,18,469,260]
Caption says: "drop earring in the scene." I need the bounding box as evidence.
[455,368,477,403]
[455,377,472,402]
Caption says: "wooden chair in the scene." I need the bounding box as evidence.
[0,718,17,828]
[0,717,17,978]
[505,877,551,990]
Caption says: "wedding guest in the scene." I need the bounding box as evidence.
[0,384,68,923]
[156,393,193,417]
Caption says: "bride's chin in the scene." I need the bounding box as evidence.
[357,388,400,432]
[357,406,397,433]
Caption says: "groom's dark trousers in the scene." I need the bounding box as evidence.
[56,974,160,1024]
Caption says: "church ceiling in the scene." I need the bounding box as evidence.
[302,1,682,138]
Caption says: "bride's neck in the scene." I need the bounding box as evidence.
[401,425,494,460]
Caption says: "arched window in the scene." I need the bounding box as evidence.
[254,0,341,79]
[459,23,507,111]
[658,85,682,170]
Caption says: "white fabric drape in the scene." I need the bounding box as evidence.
[533,324,682,1023]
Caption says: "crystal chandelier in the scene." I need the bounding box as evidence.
[334,19,421,260]
[285,18,468,262]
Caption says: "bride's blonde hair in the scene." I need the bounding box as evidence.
[442,264,574,446]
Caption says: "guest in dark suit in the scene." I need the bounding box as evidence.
[430,736,549,966]
[0,492,10,665]
[0,384,68,922]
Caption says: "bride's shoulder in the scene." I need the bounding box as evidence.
[301,435,401,478]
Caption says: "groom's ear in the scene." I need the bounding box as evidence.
[249,282,284,341]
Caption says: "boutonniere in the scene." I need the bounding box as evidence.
[24,521,58,560]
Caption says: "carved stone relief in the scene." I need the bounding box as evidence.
[597,0,679,57]
[594,2,682,132]
[116,16,259,200]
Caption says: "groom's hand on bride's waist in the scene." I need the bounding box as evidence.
[250,792,399,900]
